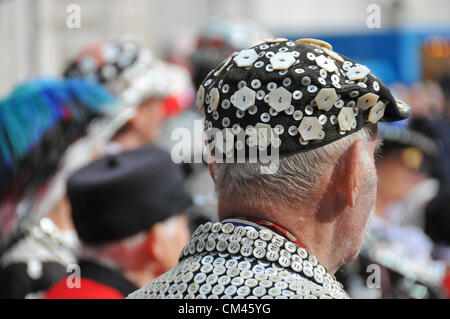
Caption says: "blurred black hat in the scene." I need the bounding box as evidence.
[378,117,439,172]
[378,117,438,155]
[68,145,192,245]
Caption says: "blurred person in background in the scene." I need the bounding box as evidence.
[157,18,273,234]
[336,119,447,298]
[375,119,439,227]
[403,80,449,185]
[45,146,191,299]
[189,17,272,92]
[407,82,445,118]
[394,78,450,297]
[64,39,194,155]
[422,74,450,298]
[388,79,450,291]
[0,77,116,298]
[425,182,450,298]
[13,39,195,295]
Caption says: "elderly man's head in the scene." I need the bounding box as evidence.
[198,38,410,273]
[211,124,379,269]
[80,214,190,284]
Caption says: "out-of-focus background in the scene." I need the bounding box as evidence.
[1,0,449,94]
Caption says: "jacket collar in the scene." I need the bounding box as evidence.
[78,259,138,297]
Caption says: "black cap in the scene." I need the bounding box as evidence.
[196,38,411,158]
[378,121,439,157]
[68,145,192,245]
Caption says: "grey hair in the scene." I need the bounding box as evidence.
[80,231,148,270]
[213,126,376,209]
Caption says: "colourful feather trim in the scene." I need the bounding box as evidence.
[0,77,116,172]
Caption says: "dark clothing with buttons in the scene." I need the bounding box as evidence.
[128,220,349,299]
[0,221,77,299]
[0,261,66,299]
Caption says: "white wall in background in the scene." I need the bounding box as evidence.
[0,0,448,94]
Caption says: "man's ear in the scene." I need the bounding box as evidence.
[336,140,364,208]
[145,227,162,262]
[208,162,215,183]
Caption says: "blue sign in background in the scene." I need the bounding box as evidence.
[285,27,450,85]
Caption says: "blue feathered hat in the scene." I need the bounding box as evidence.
[0,77,116,186]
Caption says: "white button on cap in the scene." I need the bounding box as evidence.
[357,93,379,110]
[215,129,235,154]
[215,52,237,76]
[315,55,337,73]
[368,101,386,123]
[268,87,292,112]
[270,52,296,70]
[323,48,344,62]
[295,38,332,50]
[255,123,272,147]
[233,87,256,111]
[315,88,339,112]
[337,107,356,131]
[396,99,410,113]
[265,38,288,43]
[298,117,323,141]
[233,49,259,67]
[346,65,371,81]
[196,86,205,110]
[209,88,220,111]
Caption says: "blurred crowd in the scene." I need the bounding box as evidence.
[0,18,449,299]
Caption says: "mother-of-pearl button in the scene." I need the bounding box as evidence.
[251,79,261,89]
[337,107,356,131]
[215,52,237,76]
[268,87,292,112]
[295,38,333,50]
[346,65,371,81]
[196,85,205,110]
[315,55,337,73]
[232,87,256,111]
[270,52,296,70]
[298,117,323,141]
[233,49,259,67]
[306,52,316,61]
[368,101,386,123]
[255,123,272,147]
[265,38,288,43]
[209,88,220,111]
[356,93,379,110]
[301,76,311,86]
[315,88,339,111]
[373,81,380,91]
[215,129,235,154]
[323,48,344,62]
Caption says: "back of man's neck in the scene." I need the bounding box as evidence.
[218,201,340,274]
[112,130,147,151]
